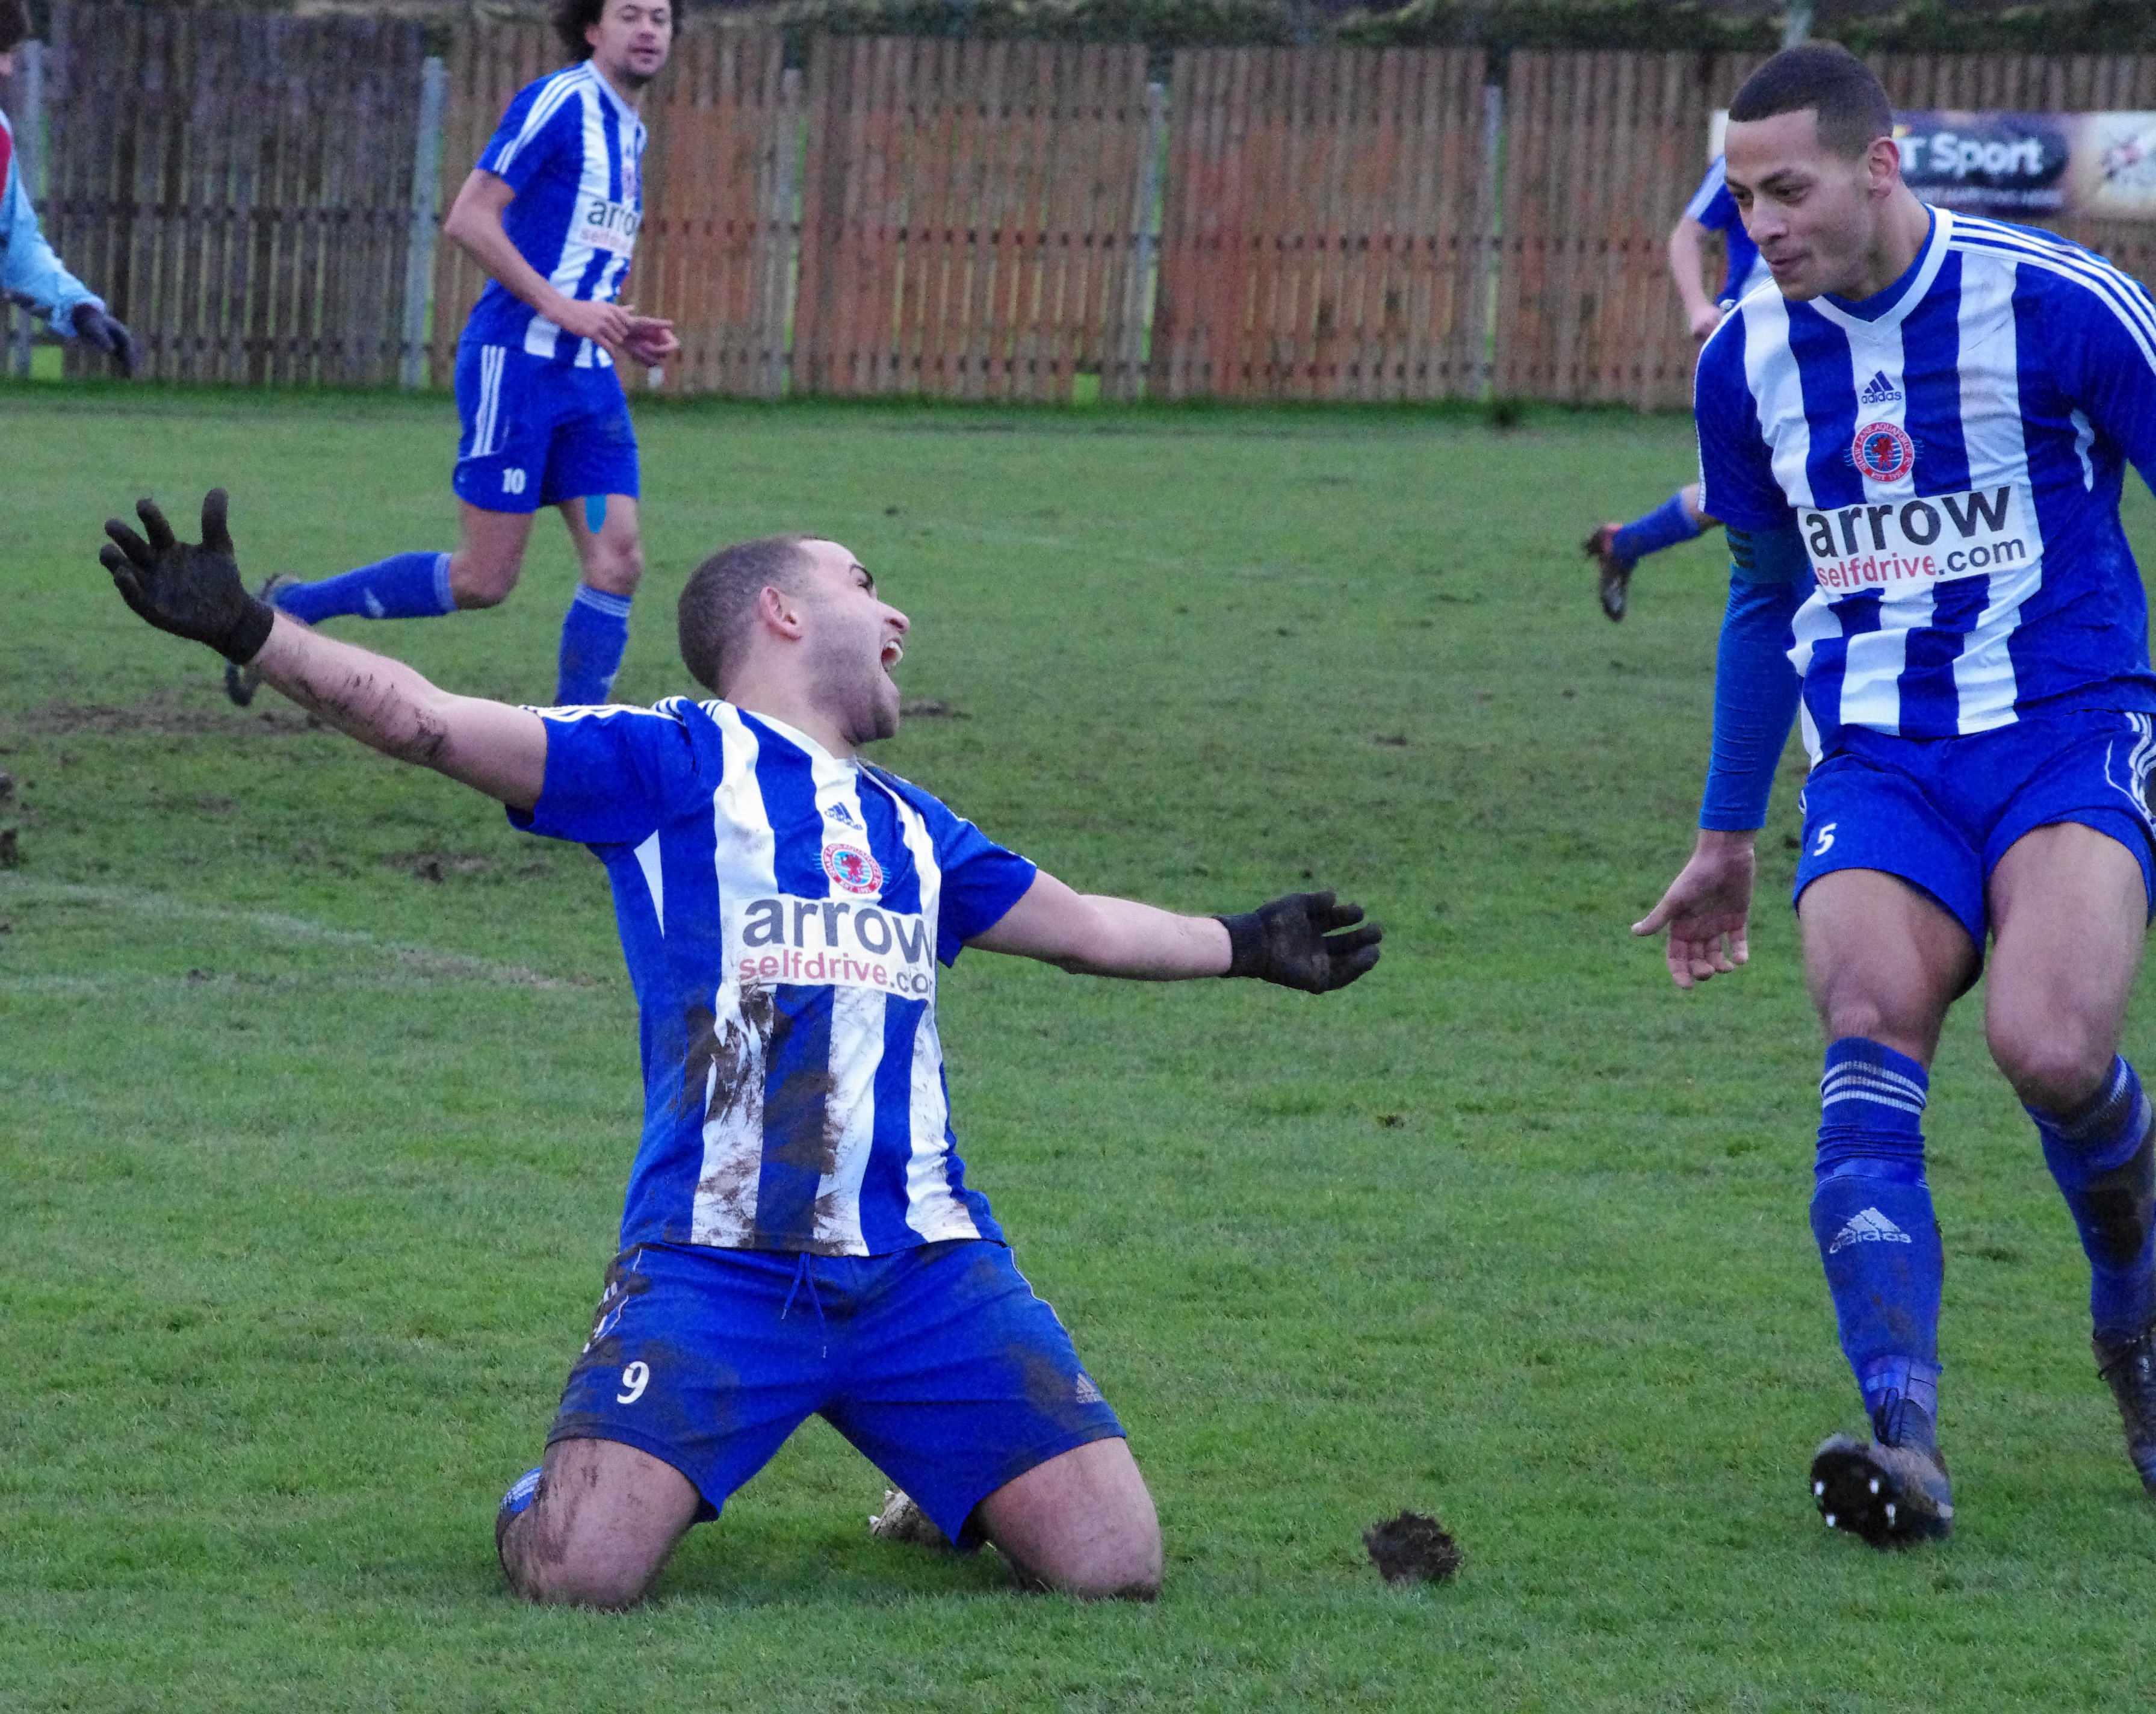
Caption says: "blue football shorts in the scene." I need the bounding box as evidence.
[1794,710,2156,952]
[545,1239,1126,1544]
[452,339,640,515]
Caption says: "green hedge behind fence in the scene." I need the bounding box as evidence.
[723,0,2156,57]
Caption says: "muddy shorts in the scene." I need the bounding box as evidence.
[1794,710,2156,954]
[546,1238,1124,1543]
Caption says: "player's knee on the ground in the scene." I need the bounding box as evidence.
[500,1514,658,1610]
[496,1438,697,1610]
[976,1438,1162,1600]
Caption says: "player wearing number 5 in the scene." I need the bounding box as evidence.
[1637,45,2156,1547]
[228,0,680,710]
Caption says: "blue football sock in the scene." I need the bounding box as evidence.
[273,551,455,624]
[2031,1057,2156,1345]
[556,584,633,705]
[1610,491,1704,568]
[1811,1038,1945,1448]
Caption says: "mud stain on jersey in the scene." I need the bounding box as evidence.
[690,988,779,1229]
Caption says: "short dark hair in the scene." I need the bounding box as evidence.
[1729,43,1893,159]
[550,0,607,63]
[0,1,33,56]
[678,535,817,696]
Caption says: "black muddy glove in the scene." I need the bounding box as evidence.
[99,490,274,665]
[72,302,140,376]
[1216,890,1381,993]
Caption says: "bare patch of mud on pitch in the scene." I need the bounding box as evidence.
[899,698,966,719]
[1363,1511,1461,1585]
[12,688,323,738]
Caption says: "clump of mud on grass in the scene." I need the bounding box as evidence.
[1363,1510,1461,1585]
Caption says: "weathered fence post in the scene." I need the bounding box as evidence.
[6,37,45,377]
[1476,72,1502,403]
[762,63,801,400]
[1109,78,1166,401]
[401,54,448,389]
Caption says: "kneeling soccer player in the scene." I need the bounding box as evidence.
[99,493,1383,1606]
[1637,45,2156,1547]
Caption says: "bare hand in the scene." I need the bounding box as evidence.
[1690,303,1726,346]
[621,314,678,366]
[549,296,635,348]
[1632,830,1757,990]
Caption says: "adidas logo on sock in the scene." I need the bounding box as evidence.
[1829,1206,1913,1254]
[1859,369,1903,405]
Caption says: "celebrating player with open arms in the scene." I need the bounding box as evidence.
[1635,44,2156,1547]
[226,0,678,712]
[101,492,1381,1606]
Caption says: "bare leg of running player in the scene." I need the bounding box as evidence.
[446,503,539,609]
[560,492,645,598]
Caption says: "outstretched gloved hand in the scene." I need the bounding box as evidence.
[72,302,140,376]
[1216,890,1382,993]
[99,490,274,665]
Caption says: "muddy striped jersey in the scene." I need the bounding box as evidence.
[1695,206,2156,754]
[465,61,646,368]
[511,700,1038,1257]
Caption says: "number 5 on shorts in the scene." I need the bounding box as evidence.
[1813,821,1838,857]
[617,1361,649,1405]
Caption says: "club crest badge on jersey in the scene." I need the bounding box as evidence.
[823,843,884,895]
[1853,420,1916,483]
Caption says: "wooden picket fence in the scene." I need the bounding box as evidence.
[34,6,427,385]
[1151,46,1492,402]
[793,36,1159,402]
[1495,52,1756,408]
[11,14,2156,409]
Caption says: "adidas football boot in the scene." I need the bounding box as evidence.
[2095,1324,2156,1493]
[1809,1401,1953,1548]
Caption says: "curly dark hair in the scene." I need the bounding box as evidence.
[550,0,607,62]
[0,0,33,57]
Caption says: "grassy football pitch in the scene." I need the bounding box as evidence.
[4,385,2155,1712]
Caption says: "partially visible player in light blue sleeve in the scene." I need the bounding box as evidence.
[0,5,137,374]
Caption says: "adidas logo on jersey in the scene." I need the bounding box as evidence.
[825,803,861,829]
[1828,1206,1914,1254]
[1859,369,1903,405]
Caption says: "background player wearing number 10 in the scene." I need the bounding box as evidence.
[226,0,680,712]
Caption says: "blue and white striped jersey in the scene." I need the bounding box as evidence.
[510,699,1039,1258]
[1696,206,2156,753]
[1684,156,1772,305]
[466,62,647,368]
